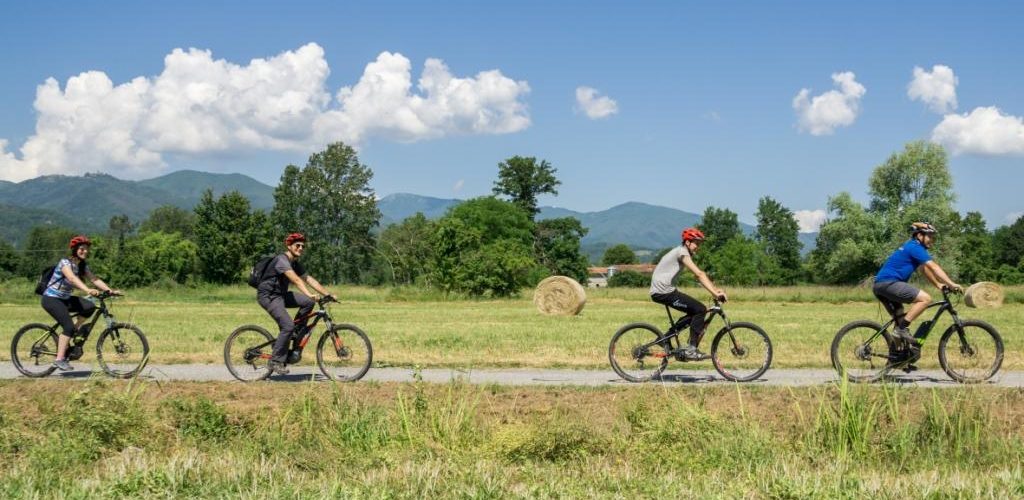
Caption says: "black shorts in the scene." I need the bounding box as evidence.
[873,281,920,319]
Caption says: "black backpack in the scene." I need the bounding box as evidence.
[247,256,276,288]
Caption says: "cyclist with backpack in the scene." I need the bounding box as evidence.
[649,227,727,361]
[254,233,335,374]
[873,222,962,365]
[41,235,118,371]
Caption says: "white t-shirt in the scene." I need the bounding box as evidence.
[649,245,690,295]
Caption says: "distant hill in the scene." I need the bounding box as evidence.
[0,204,83,246]
[377,193,460,226]
[138,169,275,210]
[0,173,185,229]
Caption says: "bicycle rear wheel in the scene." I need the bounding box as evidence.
[316,325,372,382]
[710,322,772,382]
[96,323,150,378]
[608,323,668,382]
[224,325,275,382]
[11,323,59,377]
[831,320,893,383]
[938,320,1004,383]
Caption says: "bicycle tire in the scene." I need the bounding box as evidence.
[316,324,373,382]
[831,320,894,383]
[96,323,150,379]
[938,320,1004,383]
[710,322,772,382]
[608,323,668,383]
[10,323,59,378]
[224,325,275,382]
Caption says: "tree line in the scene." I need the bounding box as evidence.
[601,141,1024,287]
[0,144,588,297]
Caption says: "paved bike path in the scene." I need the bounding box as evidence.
[2,364,1023,387]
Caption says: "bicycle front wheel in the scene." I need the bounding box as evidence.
[608,323,668,382]
[11,323,59,377]
[938,320,1004,383]
[96,323,150,378]
[831,320,893,383]
[710,322,772,382]
[224,325,275,382]
[317,324,373,382]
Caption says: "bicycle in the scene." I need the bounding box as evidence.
[609,298,773,382]
[223,296,372,382]
[11,291,150,378]
[831,286,1004,383]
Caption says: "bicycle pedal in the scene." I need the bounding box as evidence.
[901,364,919,373]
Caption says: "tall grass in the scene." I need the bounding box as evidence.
[0,380,1022,497]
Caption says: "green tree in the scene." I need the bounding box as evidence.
[271,142,381,284]
[992,215,1024,268]
[0,239,19,280]
[703,236,778,286]
[697,206,741,254]
[755,196,802,284]
[104,232,199,287]
[807,193,886,284]
[378,213,437,285]
[535,217,590,283]
[954,212,995,283]
[430,197,537,296]
[139,205,196,239]
[492,156,560,220]
[18,225,76,278]
[108,214,135,254]
[607,270,649,287]
[194,190,272,284]
[602,244,637,266]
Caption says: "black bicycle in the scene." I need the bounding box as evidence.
[11,291,150,378]
[609,298,773,382]
[831,286,1004,383]
[224,296,372,382]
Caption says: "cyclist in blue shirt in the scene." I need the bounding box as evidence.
[873,222,962,355]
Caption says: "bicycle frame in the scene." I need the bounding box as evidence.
[247,298,337,360]
[864,288,962,351]
[640,299,729,356]
[33,294,117,356]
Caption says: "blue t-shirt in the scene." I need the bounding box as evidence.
[43,258,89,299]
[875,239,932,283]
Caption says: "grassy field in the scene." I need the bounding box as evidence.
[0,378,1022,497]
[1,281,1021,370]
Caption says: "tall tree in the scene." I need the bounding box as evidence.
[992,215,1024,268]
[955,212,994,283]
[271,142,381,284]
[808,193,886,284]
[194,190,272,284]
[755,196,802,283]
[139,205,196,239]
[697,206,741,254]
[430,196,537,296]
[17,226,76,278]
[0,239,20,280]
[602,244,637,266]
[535,217,590,283]
[378,212,437,285]
[108,214,135,254]
[492,156,560,220]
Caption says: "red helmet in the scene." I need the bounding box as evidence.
[69,235,92,249]
[284,233,306,246]
[681,227,705,242]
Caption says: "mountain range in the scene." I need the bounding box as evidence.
[0,171,817,257]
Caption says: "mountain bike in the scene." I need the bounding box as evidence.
[831,286,1003,383]
[11,291,150,378]
[609,298,773,382]
[224,296,372,382]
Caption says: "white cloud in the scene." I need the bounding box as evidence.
[1006,212,1023,224]
[792,72,866,136]
[575,86,618,119]
[453,179,465,193]
[794,209,828,233]
[931,106,1024,156]
[0,44,531,181]
[908,65,958,114]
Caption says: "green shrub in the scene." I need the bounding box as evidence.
[608,270,648,287]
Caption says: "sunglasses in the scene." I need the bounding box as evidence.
[293,243,305,249]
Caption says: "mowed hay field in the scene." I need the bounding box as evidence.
[1,283,1021,370]
[1,379,1023,497]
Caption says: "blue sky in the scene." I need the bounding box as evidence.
[1,1,1021,230]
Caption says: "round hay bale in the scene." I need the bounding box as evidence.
[964,282,1004,309]
[534,276,587,316]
